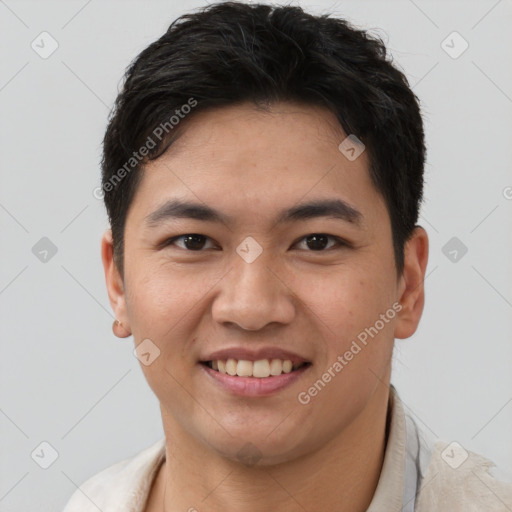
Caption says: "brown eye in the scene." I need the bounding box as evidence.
[165,234,214,251]
[295,234,346,251]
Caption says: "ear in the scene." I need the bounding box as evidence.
[101,229,131,336]
[394,226,429,339]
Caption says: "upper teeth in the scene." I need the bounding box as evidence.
[211,358,301,378]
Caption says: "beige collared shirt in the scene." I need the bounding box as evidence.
[62,386,512,511]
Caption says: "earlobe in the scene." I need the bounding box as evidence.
[112,318,132,338]
[101,229,132,337]
[394,226,429,339]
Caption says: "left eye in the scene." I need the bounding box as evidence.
[294,234,345,251]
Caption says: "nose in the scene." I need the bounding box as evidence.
[212,255,296,331]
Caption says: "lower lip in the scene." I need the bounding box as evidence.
[199,363,311,397]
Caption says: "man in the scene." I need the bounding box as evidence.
[63,2,512,510]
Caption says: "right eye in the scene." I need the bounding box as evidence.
[162,234,217,251]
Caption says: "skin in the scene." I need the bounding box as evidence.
[102,101,428,512]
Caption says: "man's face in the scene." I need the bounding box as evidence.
[111,102,409,464]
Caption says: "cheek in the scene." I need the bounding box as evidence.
[124,261,205,332]
[123,265,205,404]
[293,261,397,366]
[123,260,229,369]
[292,270,396,430]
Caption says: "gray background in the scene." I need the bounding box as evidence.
[1,0,511,510]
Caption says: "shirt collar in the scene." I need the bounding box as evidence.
[366,384,410,511]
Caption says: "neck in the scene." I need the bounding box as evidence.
[155,385,390,512]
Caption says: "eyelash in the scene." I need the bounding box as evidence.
[161,233,349,252]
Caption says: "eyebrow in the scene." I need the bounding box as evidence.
[145,197,363,228]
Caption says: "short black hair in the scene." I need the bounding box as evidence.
[101,1,425,277]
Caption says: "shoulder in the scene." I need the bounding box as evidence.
[416,440,512,511]
[62,437,166,512]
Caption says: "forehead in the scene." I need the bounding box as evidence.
[158,101,351,165]
[128,101,386,230]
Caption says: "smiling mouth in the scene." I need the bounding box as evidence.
[201,359,311,378]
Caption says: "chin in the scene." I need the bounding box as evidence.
[205,429,312,467]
